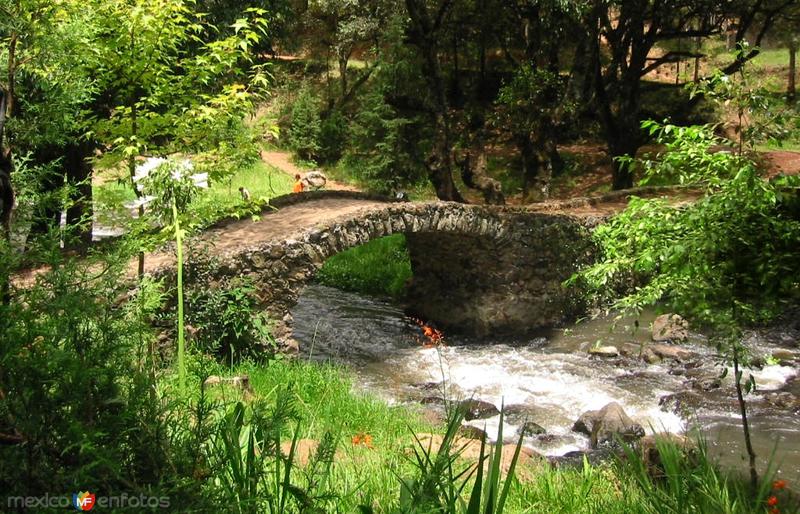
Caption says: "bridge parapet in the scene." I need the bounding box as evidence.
[190,201,597,348]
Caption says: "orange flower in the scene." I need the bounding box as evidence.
[770,509,779,514]
[773,480,787,490]
[767,496,778,507]
[351,432,374,448]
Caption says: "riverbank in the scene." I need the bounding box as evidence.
[189,353,797,513]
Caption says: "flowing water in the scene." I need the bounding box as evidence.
[292,284,800,481]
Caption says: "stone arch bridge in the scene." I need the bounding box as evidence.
[148,191,610,347]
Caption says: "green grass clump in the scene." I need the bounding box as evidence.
[316,234,412,298]
[93,161,294,235]
[193,357,434,511]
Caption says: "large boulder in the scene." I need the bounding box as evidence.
[572,402,645,448]
[459,399,501,421]
[652,314,689,342]
[518,421,547,437]
[639,433,696,478]
[302,170,327,190]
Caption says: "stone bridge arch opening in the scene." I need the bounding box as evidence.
[231,202,597,348]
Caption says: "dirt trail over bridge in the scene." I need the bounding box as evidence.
[144,187,699,274]
[145,196,384,272]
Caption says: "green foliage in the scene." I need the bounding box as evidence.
[316,234,412,298]
[689,45,794,153]
[341,86,428,193]
[572,122,800,329]
[90,0,270,184]
[181,248,276,361]
[496,66,568,140]
[287,86,323,163]
[401,405,523,514]
[618,437,778,514]
[0,235,172,495]
[630,121,743,186]
[318,108,348,163]
[206,393,338,513]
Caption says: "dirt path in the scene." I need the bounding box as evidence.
[259,150,359,191]
[144,197,385,272]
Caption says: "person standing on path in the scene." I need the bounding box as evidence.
[292,173,304,193]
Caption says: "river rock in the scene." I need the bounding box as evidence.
[503,404,538,420]
[420,407,446,426]
[641,348,662,364]
[689,372,722,391]
[458,425,489,440]
[549,448,616,469]
[652,314,689,342]
[764,392,800,413]
[648,343,694,362]
[413,433,543,476]
[412,381,444,391]
[659,391,704,414]
[518,421,547,437]
[588,345,620,358]
[772,349,798,363]
[639,433,696,478]
[459,399,501,421]
[572,402,645,448]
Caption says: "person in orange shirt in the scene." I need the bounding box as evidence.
[292,173,304,193]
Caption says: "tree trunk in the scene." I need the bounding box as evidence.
[456,147,504,205]
[63,141,95,250]
[789,43,797,104]
[428,124,465,203]
[338,52,348,98]
[405,0,464,203]
[519,137,537,199]
[609,135,638,190]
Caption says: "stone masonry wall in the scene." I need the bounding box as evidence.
[160,200,599,350]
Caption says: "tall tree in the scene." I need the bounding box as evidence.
[584,0,796,189]
[0,0,98,245]
[89,0,269,274]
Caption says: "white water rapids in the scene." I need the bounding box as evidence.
[292,284,800,480]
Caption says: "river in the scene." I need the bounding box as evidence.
[292,284,800,481]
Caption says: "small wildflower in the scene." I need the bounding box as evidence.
[767,496,778,507]
[773,479,787,490]
[351,433,374,448]
[770,508,779,514]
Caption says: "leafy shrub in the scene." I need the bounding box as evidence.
[0,239,177,497]
[574,122,800,327]
[318,108,348,164]
[180,247,275,361]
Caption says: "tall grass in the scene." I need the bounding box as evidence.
[316,234,412,298]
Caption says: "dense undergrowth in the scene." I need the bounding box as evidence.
[0,226,795,513]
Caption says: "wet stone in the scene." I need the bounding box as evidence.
[458,425,488,441]
[503,404,539,424]
[459,399,501,421]
[518,421,547,437]
[659,391,705,415]
[588,345,620,358]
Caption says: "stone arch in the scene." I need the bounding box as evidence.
[216,200,596,349]
[231,203,514,348]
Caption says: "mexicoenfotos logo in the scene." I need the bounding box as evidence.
[73,491,96,511]
[5,492,169,510]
